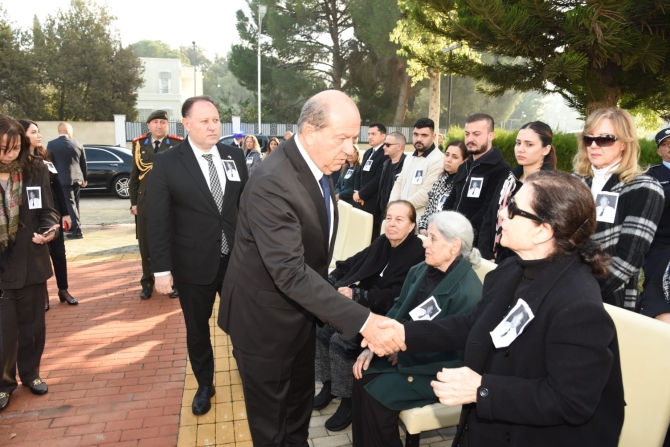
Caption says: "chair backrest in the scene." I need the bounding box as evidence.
[603,304,670,447]
[342,207,373,260]
[332,201,353,263]
[472,258,497,283]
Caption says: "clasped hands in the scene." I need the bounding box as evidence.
[360,314,406,356]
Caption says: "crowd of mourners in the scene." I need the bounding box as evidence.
[1,104,669,446]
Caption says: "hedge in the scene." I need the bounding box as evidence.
[444,127,661,173]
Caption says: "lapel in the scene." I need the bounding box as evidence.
[178,139,220,215]
[328,175,338,258]
[602,174,621,192]
[283,141,331,252]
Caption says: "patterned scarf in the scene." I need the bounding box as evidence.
[0,161,23,264]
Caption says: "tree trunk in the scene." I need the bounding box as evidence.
[393,68,412,126]
[428,69,441,130]
[584,86,621,116]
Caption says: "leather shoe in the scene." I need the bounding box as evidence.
[325,397,352,431]
[192,385,215,415]
[27,378,48,395]
[140,288,152,300]
[169,287,179,298]
[0,392,9,411]
[66,232,83,239]
[58,290,78,305]
[313,380,334,410]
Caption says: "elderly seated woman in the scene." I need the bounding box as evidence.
[314,200,425,431]
[350,211,483,446]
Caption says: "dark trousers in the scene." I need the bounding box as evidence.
[233,329,315,447]
[0,283,47,394]
[48,225,68,290]
[136,212,153,290]
[61,184,82,234]
[352,372,403,447]
[174,255,229,387]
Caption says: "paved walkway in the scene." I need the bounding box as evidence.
[0,225,456,446]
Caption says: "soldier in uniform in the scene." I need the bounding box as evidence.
[129,110,183,300]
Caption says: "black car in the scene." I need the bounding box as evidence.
[83,145,132,199]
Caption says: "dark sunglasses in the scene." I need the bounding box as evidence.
[582,134,619,147]
[507,197,544,223]
[383,142,398,147]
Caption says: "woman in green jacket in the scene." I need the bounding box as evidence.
[351,210,483,447]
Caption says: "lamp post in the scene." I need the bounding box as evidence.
[192,41,197,96]
[258,4,267,132]
[441,43,462,131]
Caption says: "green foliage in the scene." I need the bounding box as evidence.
[401,0,670,119]
[128,40,187,63]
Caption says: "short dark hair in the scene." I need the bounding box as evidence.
[413,118,434,132]
[445,140,467,158]
[369,123,387,135]
[519,121,557,168]
[182,95,217,118]
[465,113,495,132]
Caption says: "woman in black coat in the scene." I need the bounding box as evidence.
[375,171,624,447]
[334,150,361,206]
[19,120,78,310]
[314,200,425,431]
[0,115,60,411]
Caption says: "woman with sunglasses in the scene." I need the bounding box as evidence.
[478,121,556,263]
[574,108,664,311]
[418,140,467,235]
[372,171,624,447]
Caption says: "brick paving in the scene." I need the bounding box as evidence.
[0,225,457,446]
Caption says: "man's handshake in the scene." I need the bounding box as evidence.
[360,314,406,356]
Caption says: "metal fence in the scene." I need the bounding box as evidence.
[125,121,416,144]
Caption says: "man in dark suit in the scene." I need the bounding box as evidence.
[218,90,406,447]
[129,110,183,300]
[46,122,87,239]
[147,96,248,416]
[353,123,388,241]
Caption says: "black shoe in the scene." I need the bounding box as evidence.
[140,288,152,300]
[169,287,179,298]
[313,380,334,410]
[58,290,78,305]
[325,397,352,432]
[192,385,215,415]
[66,232,83,239]
[27,378,48,395]
[0,392,9,411]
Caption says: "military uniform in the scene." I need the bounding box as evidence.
[129,129,183,295]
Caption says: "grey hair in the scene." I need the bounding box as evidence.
[427,211,482,267]
[297,95,330,134]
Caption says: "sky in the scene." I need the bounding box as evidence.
[1,0,249,58]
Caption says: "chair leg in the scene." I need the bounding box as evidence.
[405,432,421,447]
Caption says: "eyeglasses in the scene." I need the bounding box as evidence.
[582,134,619,147]
[507,197,544,223]
[383,142,398,147]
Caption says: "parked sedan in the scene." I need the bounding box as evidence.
[83,145,132,199]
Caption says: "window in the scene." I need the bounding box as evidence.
[138,109,152,121]
[159,71,171,94]
[85,148,121,163]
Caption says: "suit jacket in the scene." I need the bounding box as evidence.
[46,135,87,185]
[129,133,183,215]
[354,145,388,215]
[146,139,248,285]
[218,138,370,359]
[403,255,624,447]
[0,163,59,289]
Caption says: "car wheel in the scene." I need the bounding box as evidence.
[113,174,130,199]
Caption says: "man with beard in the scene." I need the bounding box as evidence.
[443,113,510,244]
[389,118,445,222]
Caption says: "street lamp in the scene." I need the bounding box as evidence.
[192,41,197,96]
[258,4,267,132]
[441,43,462,131]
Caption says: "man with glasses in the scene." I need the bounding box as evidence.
[353,123,388,240]
[390,118,445,222]
[377,132,407,233]
[443,113,510,244]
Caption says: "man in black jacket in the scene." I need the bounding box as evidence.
[377,132,407,232]
[354,123,388,240]
[443,113,510,243]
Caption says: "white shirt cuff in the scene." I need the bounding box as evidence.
[154,271,171,277]
[359,312,372,333]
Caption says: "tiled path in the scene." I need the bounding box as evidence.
[0,225,456,446]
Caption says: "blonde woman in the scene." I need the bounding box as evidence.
[242,135,262,176]
[573,107,664,311]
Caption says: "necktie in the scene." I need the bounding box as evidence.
[600,208,605,216]
[202,154,229,255]
[319,175,332,234]
[154,141,160,153]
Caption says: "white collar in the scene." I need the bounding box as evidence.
[592,159,621,178]
[295,135,326,181]
[188,137,217,156]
